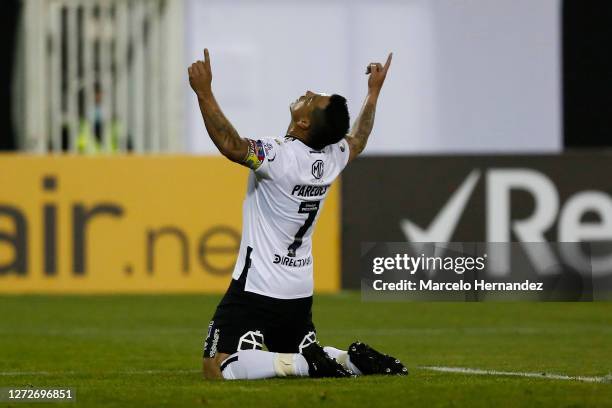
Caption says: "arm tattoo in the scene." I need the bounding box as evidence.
[197,93,244,161]
[352,101,376,153]
[347,95,378,156]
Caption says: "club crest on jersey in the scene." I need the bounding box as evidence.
[311,160,324,179]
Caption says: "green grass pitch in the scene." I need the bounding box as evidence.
[1,293,611,407]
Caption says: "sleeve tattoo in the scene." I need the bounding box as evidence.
[347,98,377,156]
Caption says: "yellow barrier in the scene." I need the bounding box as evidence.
[0,156,341,293]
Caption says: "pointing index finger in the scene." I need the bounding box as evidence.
[204,48,210,67]
[383,52,393,72]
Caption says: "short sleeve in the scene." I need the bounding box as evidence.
[245,138,291,179]
[331,138,350,171]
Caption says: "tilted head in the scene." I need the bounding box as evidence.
[289,91,350,150]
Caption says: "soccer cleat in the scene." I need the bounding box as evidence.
[348,341,408,376]
[301,342,354,378]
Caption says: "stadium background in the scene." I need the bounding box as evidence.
[1,0,611,293]
[0,1,611,407]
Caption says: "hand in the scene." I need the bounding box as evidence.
[365,53,392,94]
[188,48,213,98]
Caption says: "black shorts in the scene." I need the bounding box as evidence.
[203,250,316,358]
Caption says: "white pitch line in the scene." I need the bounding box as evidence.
[421,366,611,384]
[2,367,610,384]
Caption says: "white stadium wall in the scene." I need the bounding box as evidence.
[183,0,561,155]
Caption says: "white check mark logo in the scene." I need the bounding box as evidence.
[400,170,480,242]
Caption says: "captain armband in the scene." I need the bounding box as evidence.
[242,139,266,170]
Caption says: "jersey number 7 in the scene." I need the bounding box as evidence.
[287,200,321,257]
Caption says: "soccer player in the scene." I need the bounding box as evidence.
[189,49,407,380]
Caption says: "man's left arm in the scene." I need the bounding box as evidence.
[345,53,392,163]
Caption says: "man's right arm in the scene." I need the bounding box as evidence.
[346,53,392,163]
[188,49,250,165]
[196,91,248,164]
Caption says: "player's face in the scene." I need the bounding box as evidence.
[289,91,331,123]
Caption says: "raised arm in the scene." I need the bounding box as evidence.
[188,49,249,164]
[345,53,392,163]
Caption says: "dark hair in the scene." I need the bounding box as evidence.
[308,94,350,150]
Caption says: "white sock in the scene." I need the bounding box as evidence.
[323,346,363,375]
[220,350,309,380]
